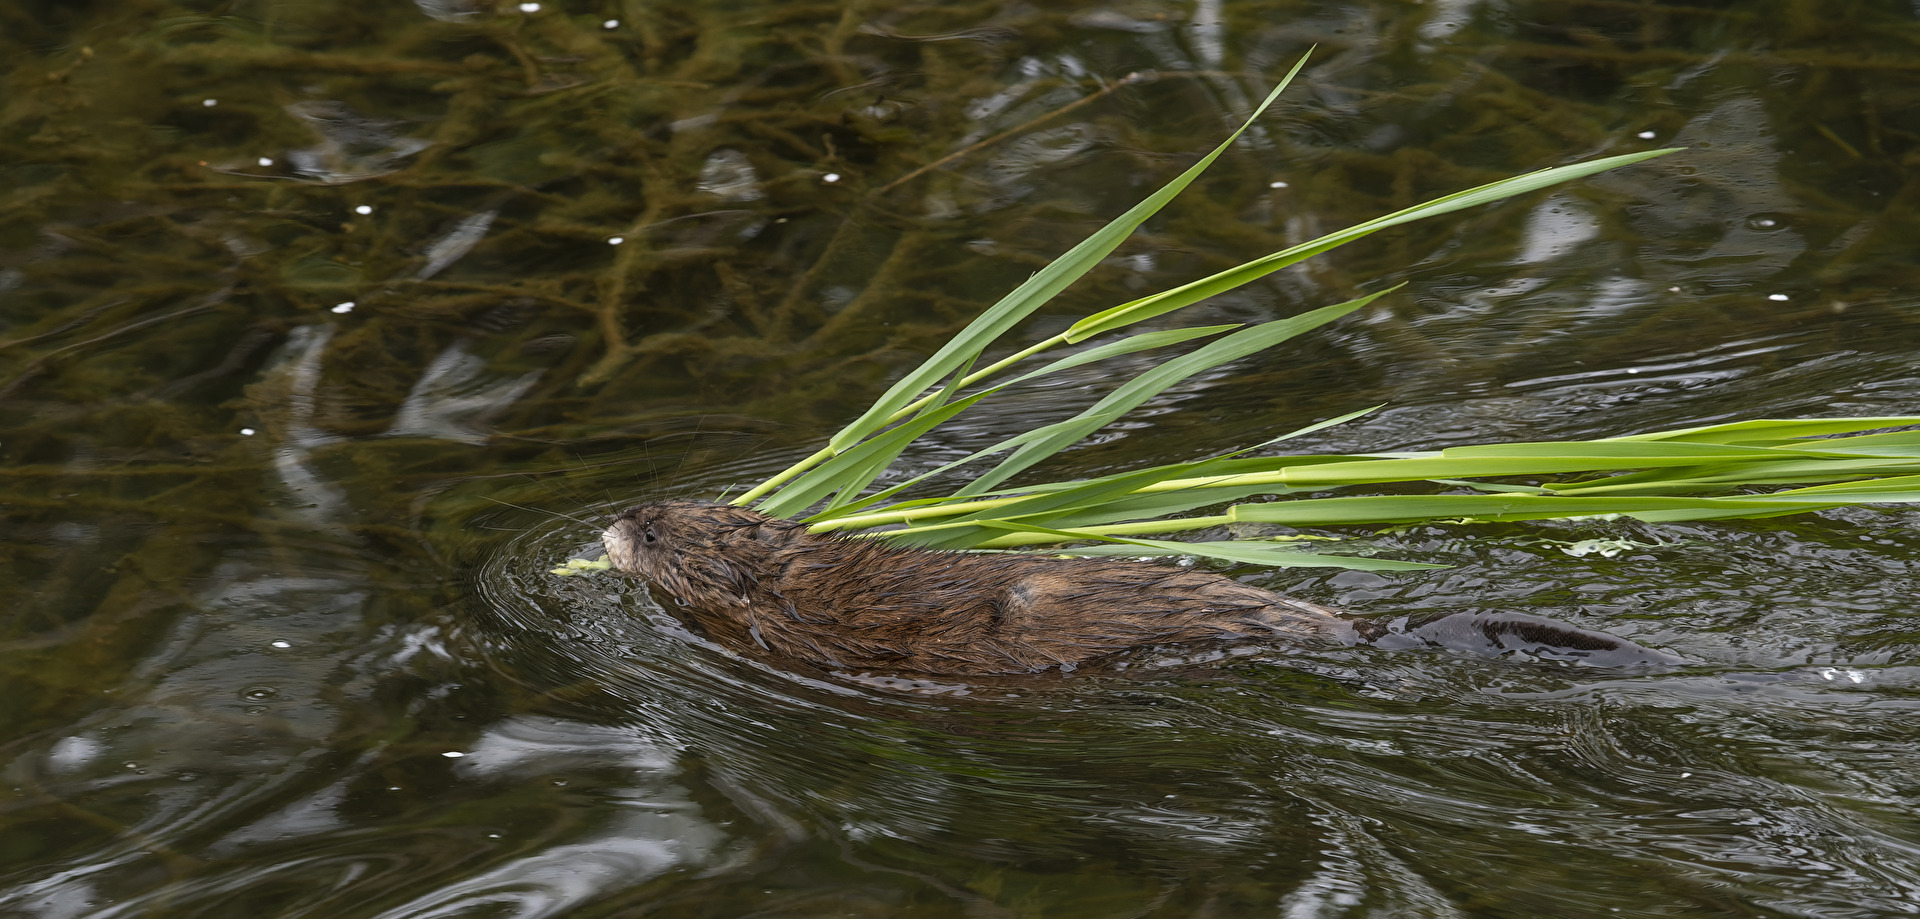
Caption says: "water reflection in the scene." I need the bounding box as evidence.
[1635,96,1809,280]
[284,102,435,186]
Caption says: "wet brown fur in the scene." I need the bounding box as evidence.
[602,500,1678,676]
[603,500,1357,674]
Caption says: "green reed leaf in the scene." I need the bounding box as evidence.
[1606,416,1920,445]
[1068,148,1682,341]
[958,520,1439,570]
[953,291,1392,497]
[754,391,995,519]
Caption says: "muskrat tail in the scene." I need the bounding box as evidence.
[1356,611,1685,668]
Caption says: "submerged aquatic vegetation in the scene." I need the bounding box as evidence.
[726,58,1920,569]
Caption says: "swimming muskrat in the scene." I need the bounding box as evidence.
[601,500,1682,676]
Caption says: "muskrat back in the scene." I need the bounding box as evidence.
[601,500,1680,676]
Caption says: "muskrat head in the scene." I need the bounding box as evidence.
[600,500,805,610]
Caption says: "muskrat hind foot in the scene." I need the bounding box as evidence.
[1360,611,1684,667]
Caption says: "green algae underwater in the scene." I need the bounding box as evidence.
[6,1,1920,917]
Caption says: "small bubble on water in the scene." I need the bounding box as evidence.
[442,751,466,758]
[1768,293,1790,301]
[257,157,274,167]
[1748,216,1779,229]
[607,236,624,245]
[1269,180,1289,188]
[823,173,842,183]
[203,98,217,107]
[354,205,374,216]
[270,640,291,649]
[603,19,619,29]
[240,427,255,436]
[332,302,355,314]
[519,2,541,11]
[1637,130,1656,139]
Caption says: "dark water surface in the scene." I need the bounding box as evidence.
[6,1,1920,916]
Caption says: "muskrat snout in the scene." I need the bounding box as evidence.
[600,510,656,578]
[599,500,789,591]
[601,519,633,567]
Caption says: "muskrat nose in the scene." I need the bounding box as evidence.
[601,523,632,564]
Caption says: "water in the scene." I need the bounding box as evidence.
[5,1,1920,916]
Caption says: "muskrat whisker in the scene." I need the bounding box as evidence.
[481,494,601,530]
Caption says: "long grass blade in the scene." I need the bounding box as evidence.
[915,406,1381,527]
[1068,148,1682,341]
[732,54,1316,510]
[1550,460,1920,494]
[960,520,1440,570]
[863,420,1920,556]
[754,391,995,519]
[1043,539,1441,571]
[824,359,975,512]
[1770,474,1920,497]
[954,291,1392,497]
[1222,493,1850,526]
[793,325,1249,522]
[1607,417,1920,445]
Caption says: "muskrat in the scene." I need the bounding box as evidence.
[601,500,1682,676]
